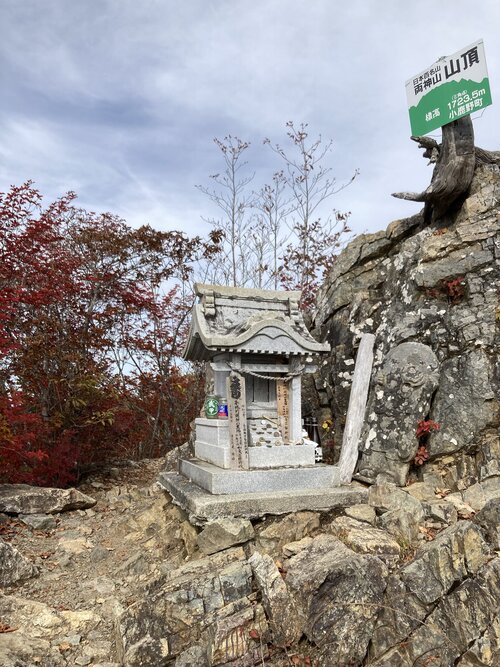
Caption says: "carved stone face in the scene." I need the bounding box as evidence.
[357,342,439,486]
[373,344,439,418]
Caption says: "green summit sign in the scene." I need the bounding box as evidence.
[406,39,492,136]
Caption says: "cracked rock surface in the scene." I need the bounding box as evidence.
[313,163,499,488]
[1,460,499,666]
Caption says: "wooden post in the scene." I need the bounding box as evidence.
[338,334,375,484]
[226,371,249,470]
[276,379,290,443]
[288,357,302,442]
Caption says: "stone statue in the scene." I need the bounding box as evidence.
[356,342,439,486]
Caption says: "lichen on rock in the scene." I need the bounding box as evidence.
[313,162,500,489]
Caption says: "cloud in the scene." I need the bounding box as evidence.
[1,0,499,239]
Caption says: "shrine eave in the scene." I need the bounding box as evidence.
[183,304,330,361]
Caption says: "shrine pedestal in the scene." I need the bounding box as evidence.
[195,418,231,469]
[179,458,338,495]
[158,468,365,524]
[194,417,317,470]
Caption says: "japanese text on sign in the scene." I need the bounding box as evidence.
[276,379,290,444]
[227,372,249,470]
[405,40,492,136]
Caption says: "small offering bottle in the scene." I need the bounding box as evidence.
[217,397,228,419]
[309,417,321,444]
[204,395,219,419]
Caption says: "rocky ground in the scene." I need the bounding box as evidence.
[0,458,188,667]
[1,454,499,666]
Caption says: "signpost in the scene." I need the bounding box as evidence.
[227,372,249,470]
[276,379,290,444]
[406,39,492,136]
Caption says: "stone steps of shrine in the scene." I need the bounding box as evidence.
[175,458,340,495]
[158,466,366,524]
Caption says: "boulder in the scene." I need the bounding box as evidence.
[249,551,301,647]
[0,538,39,587]
[344,503,376,524]
[255,511,319,554]
[282,536,313,557]
[462,476,500,511]
[19,513,57,530]
[116,547,265,666]
[329,516,401,562]
[0,484,96,515]
[378,508,421,546]
[422,499,458,524]
[404,481,439,502]
[368,483,425,520]
[399,521,490,605]
[285,534,387,666]
[197,517,254,555]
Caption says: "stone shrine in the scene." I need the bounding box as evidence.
[164,284,341,501]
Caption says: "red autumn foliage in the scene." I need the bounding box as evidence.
[414,445,430,466]
[416,419,440,439]
[444,276,465,301]
[0,182,220,486]
[414,419,440,467]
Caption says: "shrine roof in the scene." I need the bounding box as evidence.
[183,283,330,361]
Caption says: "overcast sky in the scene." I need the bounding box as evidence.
[1,0,499,239]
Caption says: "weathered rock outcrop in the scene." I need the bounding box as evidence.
[313,163,499,487]
[0,538,39,587]
[116,547,268,666]
[0,484,96,515]
[285,534,388,665]
[2,459,499,666]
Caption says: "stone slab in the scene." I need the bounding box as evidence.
[195,441,231,469]
[195,418,229,446]
[195,441,316,470]
[179,458,338,494]
[158,471,368,523]
[248,443,316,468]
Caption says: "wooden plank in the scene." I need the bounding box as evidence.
[338,333,375,484]
[288,357,303,441]
[276,379,290,443]
[226,371,249,470]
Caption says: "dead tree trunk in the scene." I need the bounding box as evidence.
[393,115,476,221]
